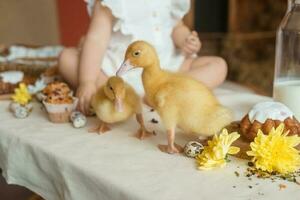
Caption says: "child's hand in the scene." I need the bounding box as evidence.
[182,31,201,57]
[76,81,97,115]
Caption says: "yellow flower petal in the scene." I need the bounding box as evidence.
[11,83,31,105]
[228,146,240,155]
[196,129,240,170]
[247,123,300,175]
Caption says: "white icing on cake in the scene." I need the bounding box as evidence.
[0,71,24,84]
[0,45,63,62]
[248,101,294,123]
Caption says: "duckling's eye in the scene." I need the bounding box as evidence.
[109,86,113,90]
[132,50,141,57]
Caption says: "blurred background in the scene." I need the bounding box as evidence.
[0,0,287,199]
[0,0,287,96]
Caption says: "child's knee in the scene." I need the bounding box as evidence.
[214,57,228,78]
[58,48,78,71]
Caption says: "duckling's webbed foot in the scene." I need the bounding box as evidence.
[135,128,153,140]
[88,122,111,134]
[158,143,183,154]
[135,113,152,139]
[158,128,183,154]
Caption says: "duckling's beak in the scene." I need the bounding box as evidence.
[116,60,134,76]
[115,97,123,112]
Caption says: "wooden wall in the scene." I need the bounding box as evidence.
[0,0,60,45]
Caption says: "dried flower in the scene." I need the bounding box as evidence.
[247,124,300,175]
[196,129,240,170]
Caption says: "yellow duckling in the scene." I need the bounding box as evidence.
[90,76,151,139]
[117,41,233,154]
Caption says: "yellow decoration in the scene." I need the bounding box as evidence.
[196,129,240,170]
[247,124,300,175]
[11,83,32,105]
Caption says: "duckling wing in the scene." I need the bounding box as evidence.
[154,84,174,108]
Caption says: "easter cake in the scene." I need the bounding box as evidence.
[0,71,36,95]
[42,82,77,123]
[240,101,300,141]
[42,82,71,97]
[0,45,63,95]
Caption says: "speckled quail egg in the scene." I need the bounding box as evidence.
[70,111,87,128]
[184,141,204,158]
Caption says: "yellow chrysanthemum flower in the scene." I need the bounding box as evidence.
[11,83,32,105]
[196,129,240,170]
[247,124,300,175]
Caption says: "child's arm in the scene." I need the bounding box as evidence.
[77,1,113,114]
[172,20,201,57]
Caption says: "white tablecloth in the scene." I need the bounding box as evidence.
[1,88,300,200]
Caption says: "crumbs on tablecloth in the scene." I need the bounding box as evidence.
[248,185,253,189]
[234,171,240,177]
[150,118,159,124]
[279,184,287,190]
[244,166,300,186]
[258,192,264,196]
[225,155,231,162]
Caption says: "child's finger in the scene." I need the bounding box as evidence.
[186,37,201,48]
[84,99,90,115]
[185,42,199,51]
[79,98,86,114]
[186,40,198,48]
[186,37,200,47]
[182,46,194,55]
[76,97,81,110]
[186,35,197,43]
[191,31,198,37]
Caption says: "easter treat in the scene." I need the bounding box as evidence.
[240,101,300,141]
[38,81,72,102]
[70,111,87,128]
[0,71,36,95]
[42,83,77,123]
[184,141,204,158]
[42,81,71,96]
[117,41,233,154]
[90,76,151,138]
[43,95,78,123]
[0,71,23,94]
[10,83,33,118]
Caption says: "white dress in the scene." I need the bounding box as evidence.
[85,0,190,95]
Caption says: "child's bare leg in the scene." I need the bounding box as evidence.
[58,48,80,88]
[58,47,106,89]
[181,56,228,88]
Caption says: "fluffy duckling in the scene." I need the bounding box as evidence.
[90,76,151,139]
[117,41,233,154]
